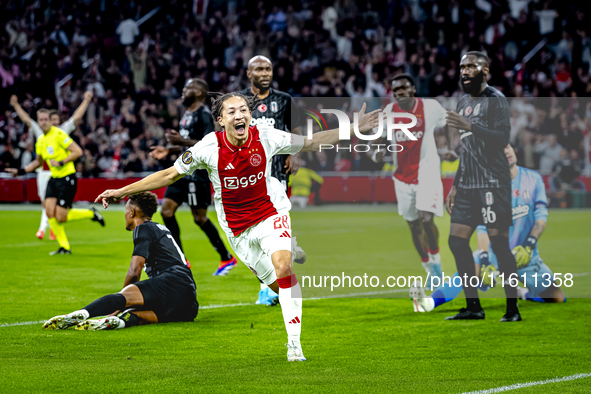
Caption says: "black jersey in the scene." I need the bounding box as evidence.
[238,88,299,185]
[132,221,194,281]
[179,106,215,182]
[454,86,511,189]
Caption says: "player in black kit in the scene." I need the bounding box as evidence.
[151,78,236,275]
[445,52,521,322]
[238,56,307,305]
[43,192,199,330]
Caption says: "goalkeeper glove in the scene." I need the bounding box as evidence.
[479,251,497,287]
[512,236,537,268]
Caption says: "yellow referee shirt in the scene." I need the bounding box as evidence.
[35,126,76,178]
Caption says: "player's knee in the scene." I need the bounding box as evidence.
[489,235,510,252]
[448,235,469,254]
[273,259,292,278]
[193,213,208,226]
[56,212,68,222]
[407,220,422,235]
[161,206,175,218]
[420,213,434,225]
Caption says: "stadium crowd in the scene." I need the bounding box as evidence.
[0,0,590,181]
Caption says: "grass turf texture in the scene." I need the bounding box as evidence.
[1,207,590,393]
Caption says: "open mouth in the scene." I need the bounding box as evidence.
[235,122,246,135]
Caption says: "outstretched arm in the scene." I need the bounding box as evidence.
[5,156,42,177]
[300,103,382,152]
[10,95,32,128]
[95,166,184,208]
[123,256,145,288]
[71,91,93,124]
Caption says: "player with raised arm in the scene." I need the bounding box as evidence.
[10,93,96,241]
[43,192,199,331]
[95,93,382,361]
[5,108,104,255]
[411,144,566,312]
[373,74,447,288]
[238,55,307,305]
[444,51,521,322]
[150,79,236,273]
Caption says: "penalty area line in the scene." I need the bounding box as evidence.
[460,372,591,394]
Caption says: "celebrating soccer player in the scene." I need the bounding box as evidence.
[238,55,306,305]
[411,144,566,312]
[10,93,94,241]
[374,74,448,288]
[43,192,199,330]
[150,78,236,273]
[444,52,522,321]
[95,94,382,361]
[5,106,105,255]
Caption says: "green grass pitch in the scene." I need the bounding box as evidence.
[1,206,590,393]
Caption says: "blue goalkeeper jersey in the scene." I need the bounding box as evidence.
[477,166,548,261]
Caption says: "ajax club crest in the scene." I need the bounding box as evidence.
[249,149,262,166]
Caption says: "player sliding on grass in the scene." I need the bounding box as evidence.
[95,93,383,362]
[43,192,199,330]
[411,144,566,312]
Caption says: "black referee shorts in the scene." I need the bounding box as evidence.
[164,178,211,210]
[45,174,77,208]
[450,187,512,230]
[135,269,199,323]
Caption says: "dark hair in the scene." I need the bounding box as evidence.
[210,92,259,121]
[48,109,59,117]
[191,78,209,92]
[128,192,159,218]
[463,51,489,66]
[392,73,415,87]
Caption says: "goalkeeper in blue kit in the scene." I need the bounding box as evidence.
[411,145,566,312]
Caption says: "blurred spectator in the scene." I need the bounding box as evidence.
[537,134,563,175]
[0,0,589,178]
[116,15,140,46]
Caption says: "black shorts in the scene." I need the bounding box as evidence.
[164,178,211,209]
[135,269,199,323]
[45,174,77,208]
[450,187,512,229]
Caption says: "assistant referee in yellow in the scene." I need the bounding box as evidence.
[6,109,105,255]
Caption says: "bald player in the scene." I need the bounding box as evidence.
[238,56,306,306]
[445,51,521,322]
[151,78,236,274]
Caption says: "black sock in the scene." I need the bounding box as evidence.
[449,235,482,311]
[163,215,184,253]
[119,311,141,327]
[83,294,126,318]
[489,235,519,311]
[198,219,232,261]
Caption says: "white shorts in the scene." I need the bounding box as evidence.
[227,211,292,285]
[394,177,444,222]
[37,171,52,200]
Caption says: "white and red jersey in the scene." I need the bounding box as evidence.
[174,125,305,237]
[385,98,447,185]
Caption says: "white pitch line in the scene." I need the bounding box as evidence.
[460,372,591,394]
[0,290,405,328]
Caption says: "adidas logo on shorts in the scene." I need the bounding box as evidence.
[279,231,291,238]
